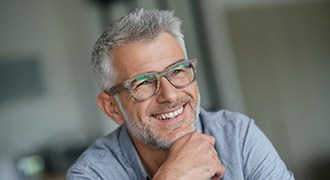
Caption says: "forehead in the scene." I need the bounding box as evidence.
[111,33,186,82]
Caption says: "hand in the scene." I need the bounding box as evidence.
[153,132,225,180]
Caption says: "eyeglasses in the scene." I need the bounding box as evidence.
[108,59,197,101]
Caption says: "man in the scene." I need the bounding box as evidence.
[67,9,294,179]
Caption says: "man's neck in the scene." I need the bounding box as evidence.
[131,135,168,177]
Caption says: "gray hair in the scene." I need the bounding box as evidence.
[91,9,187,92]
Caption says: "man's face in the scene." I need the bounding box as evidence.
[111,33,200,149]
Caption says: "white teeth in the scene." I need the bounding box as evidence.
[155,106,184,120]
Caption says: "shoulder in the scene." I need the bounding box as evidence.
[77,126,123,163]
[199,108,257,153]
[67,126,131,179]
[200,109,251,124]
[199,109,294,179]
[199,109,253,136]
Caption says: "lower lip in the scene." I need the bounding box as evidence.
[155,104,186,124]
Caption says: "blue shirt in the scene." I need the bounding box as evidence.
[67,109,294,179]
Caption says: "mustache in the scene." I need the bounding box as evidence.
[148,96,193,115]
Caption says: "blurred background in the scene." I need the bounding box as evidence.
[0,0,329,179]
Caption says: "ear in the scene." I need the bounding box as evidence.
[97,92,124,125]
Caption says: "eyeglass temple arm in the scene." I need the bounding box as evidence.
[108,83,125,95]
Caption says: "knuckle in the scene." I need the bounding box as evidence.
[191,131,200,137]
[218,163,225,173]
[208,135,216,143]
[187,132,196,139]
[203,134,216,144]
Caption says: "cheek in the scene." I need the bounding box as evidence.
[186,83,199,99]
[128,101,151,121]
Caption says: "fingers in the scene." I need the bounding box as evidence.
[197,133,223,179]
[211,163,225,180]
[217,164,226,179]
[190,132,224,179]
[199,133,216,146]
[182,132,219,161]
[185,131,216,145]
[166,131,225,179]
[211,174,222,180]
[210,149,225,180]
[211,174,221,180]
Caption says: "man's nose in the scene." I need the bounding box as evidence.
[155,77,180,103]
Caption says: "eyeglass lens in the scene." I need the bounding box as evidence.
[130,61,195,101]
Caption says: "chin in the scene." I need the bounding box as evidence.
[166,124,196,144]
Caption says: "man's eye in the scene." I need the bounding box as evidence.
[172,69,184,75]
[136,80,153,88]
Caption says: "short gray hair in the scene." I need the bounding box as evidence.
[91,9,187,92]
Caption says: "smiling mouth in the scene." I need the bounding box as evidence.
[153,106,184,120]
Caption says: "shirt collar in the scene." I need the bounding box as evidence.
[119,125,150,179]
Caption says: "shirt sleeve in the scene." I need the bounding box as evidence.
[66,165,101,180]
[241,119,295,180]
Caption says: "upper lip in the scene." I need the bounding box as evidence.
[153,106,184,120]
[152,103,186,116]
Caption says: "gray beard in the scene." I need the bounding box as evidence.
[114,93,200,150]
